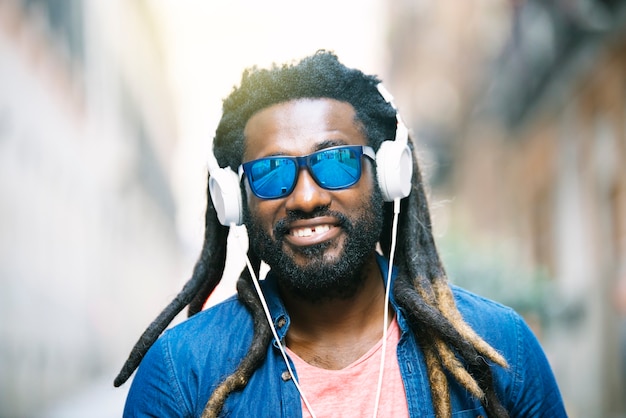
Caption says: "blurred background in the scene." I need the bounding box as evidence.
[1,0,625,416]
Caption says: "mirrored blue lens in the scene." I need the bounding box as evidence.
[310,147,360,189]
[247,158,297,198]
[241,146,369,199]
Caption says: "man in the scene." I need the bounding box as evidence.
[116,51,567,417]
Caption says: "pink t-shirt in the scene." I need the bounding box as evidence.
[286,317,409,417]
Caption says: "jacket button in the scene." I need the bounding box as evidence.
[281,371,292,381]
[277,317,287,328]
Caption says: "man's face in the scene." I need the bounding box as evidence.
[242,98,384,302]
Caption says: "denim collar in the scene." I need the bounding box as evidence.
[259,253,409,344]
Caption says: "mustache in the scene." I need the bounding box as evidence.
[273,207,352,240]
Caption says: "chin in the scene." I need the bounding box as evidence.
[284,240,344,267]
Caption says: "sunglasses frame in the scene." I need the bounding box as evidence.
[238,145,376,199]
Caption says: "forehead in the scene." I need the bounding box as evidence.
[242,98,366,161]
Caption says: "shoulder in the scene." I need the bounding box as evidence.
[449,285,567,415]
[141,295,257,388]
[160,295,254,356]
[450,285,519,328]
[449,285,528,358]
[125,295,256,417]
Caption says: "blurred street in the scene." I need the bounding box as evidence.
[2,0,626,417]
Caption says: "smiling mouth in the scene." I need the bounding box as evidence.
[283,220,342,248]
[275,211,347,248]
[290,224,332,238]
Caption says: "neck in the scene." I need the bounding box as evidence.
[280,253,392,369]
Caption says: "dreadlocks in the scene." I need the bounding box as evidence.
[115,50,509,418]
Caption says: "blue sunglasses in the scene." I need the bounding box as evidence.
[239,145,376,199]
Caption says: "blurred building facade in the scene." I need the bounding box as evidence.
[0,1,184,416]
[385,0,626,417]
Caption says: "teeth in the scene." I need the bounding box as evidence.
[316,225,330,234]
[291,224,331,237]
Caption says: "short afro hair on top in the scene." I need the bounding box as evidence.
[213,50,397,171]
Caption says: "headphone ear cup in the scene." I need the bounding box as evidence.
[375,140,413,202]
[209,167,243,226]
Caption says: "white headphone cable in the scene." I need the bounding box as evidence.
[372,197,401,417]
[232,196,401,418]
[231,224,318,418]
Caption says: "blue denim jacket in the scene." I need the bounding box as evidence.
[124,256,567,417]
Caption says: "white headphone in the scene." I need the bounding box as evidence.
[373,83,413,203]
[208,83,413,227]
[208,161,243,227]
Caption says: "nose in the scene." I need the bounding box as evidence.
[284,167,332,213]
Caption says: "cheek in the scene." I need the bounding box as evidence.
[243,183,263,221]
[357,163,377,196]
[246,194,282,231]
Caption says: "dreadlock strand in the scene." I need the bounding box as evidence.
[202,373,247,418]
[399,165,511,417]
[433,337,484,400]
[390,156,512,418]
[187,234,229,316]
[432,279,508,368]
[397,276,512,417]
[430,280,509,417]
[393,278,493,380]
[202,254,272,417]
[395,238,436,307]
[188,184,231,316]
[403,259,487,399]
[397,275,510,417]
[114,262,210,387]
[397,165,441,305]
[409,272,437,306]
[466,356,510,418]
[114,196,230,387]
[423,343,451,418]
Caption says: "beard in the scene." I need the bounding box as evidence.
[245,187,385,303]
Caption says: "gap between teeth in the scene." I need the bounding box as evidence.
[291,225,331,237]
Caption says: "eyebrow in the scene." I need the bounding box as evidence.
[258,139,350,159]
[313,139,349,152]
